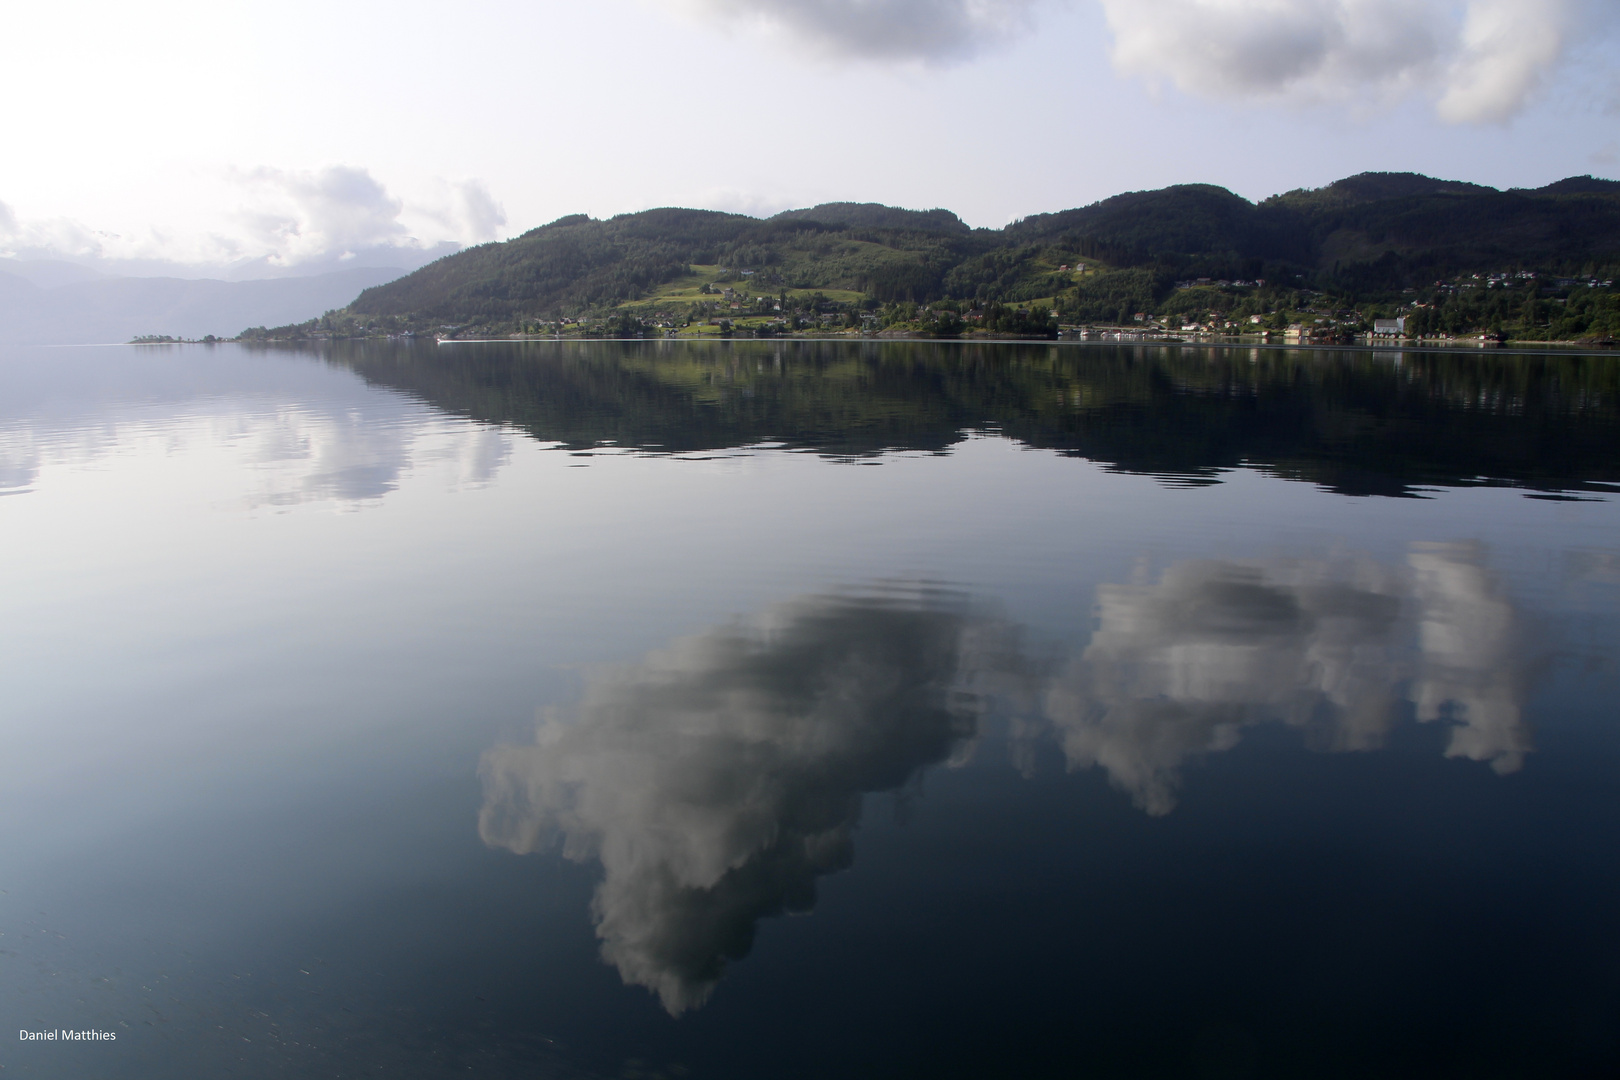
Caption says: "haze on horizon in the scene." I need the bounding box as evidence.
[2,0,1616,280]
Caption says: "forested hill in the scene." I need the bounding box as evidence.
[308,172,1620,340]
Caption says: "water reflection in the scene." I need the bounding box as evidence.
[1043,543,1529,815]
[240,405,416,504]
[239,405,510,506]
[479,589,999,1014]
[1409,544,1531,772]
[0,432,40,495]
[482,545,1533,1012]
[0,399,510,509]
[324,339,1620,498]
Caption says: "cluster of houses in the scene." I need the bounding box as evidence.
[1173,277,1266,290]
[1432,271,1614,294]
[1434,271,1536,293]
[1061,308,1405,344]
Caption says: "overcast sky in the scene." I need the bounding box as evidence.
[2,0,1616,275]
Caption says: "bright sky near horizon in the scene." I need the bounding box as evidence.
[2,0,1616,276]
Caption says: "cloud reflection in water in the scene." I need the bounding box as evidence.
[0,432,40,495]
[1044,543,1529,815]
[235,404,511,507]
[1409,543,1531,773]
[479,589,1001,1014]
[482,545,1533,1011]
[0,399,511,509]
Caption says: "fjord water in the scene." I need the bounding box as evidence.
[2,339,1617,1079]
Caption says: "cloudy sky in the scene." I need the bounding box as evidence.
[2,0,1616,275]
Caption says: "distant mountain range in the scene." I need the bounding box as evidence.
[0,265,409,346]
[335,172,1620,335]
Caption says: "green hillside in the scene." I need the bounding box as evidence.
[1270,175,1620,281]
[1003,183,1306,266]
[245,172,1620,343]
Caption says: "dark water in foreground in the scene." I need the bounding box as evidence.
[1,339,1617,1079]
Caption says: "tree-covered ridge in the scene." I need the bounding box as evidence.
[352,208,755,321]
[1003,184,1307,267]
[770,203,972,234]
[286,172,1620,343]
[350,207,992,324]
[1277,178,1620,275]
[1269,172,1496,210]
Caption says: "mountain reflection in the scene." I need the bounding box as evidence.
[478,589,998,1014]
[321,339,1620,498]
[481,546,1532,1012]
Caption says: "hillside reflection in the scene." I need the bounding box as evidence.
[320,339,1620,498]
[481,545,1533,1013]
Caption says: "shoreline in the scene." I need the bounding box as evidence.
[203,334,1620,359]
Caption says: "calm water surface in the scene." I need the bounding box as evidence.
[2,340,1618,1079]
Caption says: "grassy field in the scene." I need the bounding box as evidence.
[607,243,1108,327]
[619,264,866,315]
[602,227,1108,324]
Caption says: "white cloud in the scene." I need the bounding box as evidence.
[1101,0,1442,101]
[0,167,507,277]
[453,179,507,242]
[1437,0,1569,123]
[1098,0,1583,123]
[679,0,1597,122]
[692,187,803,219]
[478,590,987,1014]
[234,165,410,264]
[0,208,114,261]
[676,0,1048,61]
[413,179,509,245]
